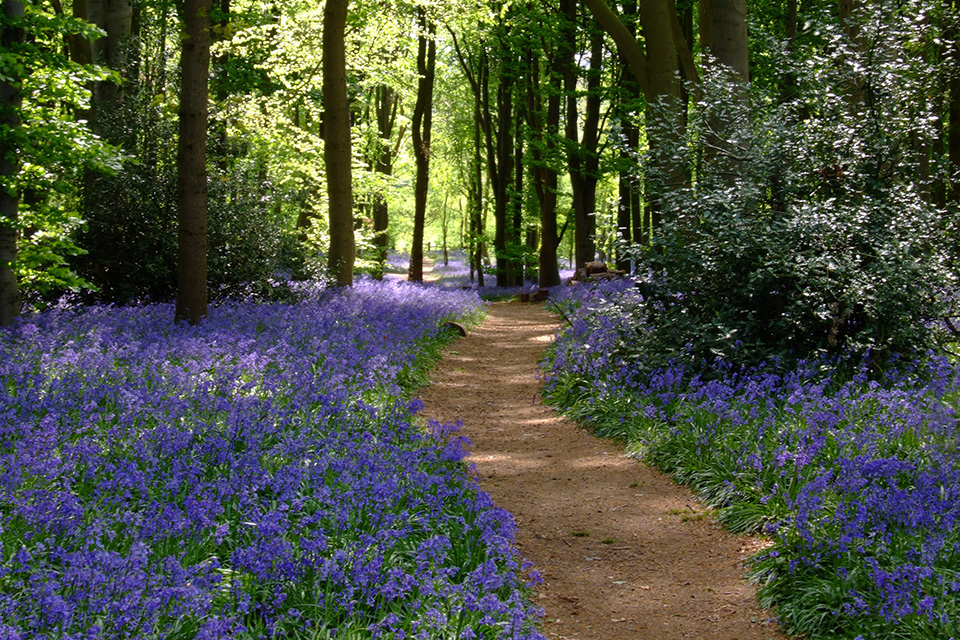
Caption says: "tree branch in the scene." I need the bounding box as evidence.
[581,0,650,98]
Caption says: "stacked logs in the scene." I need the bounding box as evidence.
[567,261,626,284]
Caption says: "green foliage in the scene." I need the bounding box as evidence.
[1,4,122,307]
[630,4,950,369]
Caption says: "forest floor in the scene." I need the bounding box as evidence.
[417,300,787,640]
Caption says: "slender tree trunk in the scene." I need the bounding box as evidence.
[373,85,397,278]
[324,0,355,286]
[175,0,212,324]
[409,8,436,282]
[441,192,449,266]
[450,31,489,287]
[492,58,514,285]
[0,0,23,327]
[617,70,641,271]
[473,82,486,288]
[512,98,524,285]
[565,10,604,268]
[529,45,562,288]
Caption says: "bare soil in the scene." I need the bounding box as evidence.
[417,301,786,640]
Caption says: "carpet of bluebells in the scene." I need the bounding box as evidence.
[0,279,545,640]
[544,281,960,640]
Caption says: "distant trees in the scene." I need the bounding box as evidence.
[1,0,960,342]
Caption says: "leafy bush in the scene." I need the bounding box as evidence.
[3,7,123,309]
[629,4,951,371]
[71,61,305,304]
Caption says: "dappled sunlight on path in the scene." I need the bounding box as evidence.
[418,301,785,640]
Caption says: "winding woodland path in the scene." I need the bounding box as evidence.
[418,301,786,640]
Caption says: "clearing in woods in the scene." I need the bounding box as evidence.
[417,300,786,640]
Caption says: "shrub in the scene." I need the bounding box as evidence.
[627,6,952,371]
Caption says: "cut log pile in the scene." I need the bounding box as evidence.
[567,261,626,284]
[518,290,550,302]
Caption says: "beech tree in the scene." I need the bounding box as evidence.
[323,0,356,286]
[68,0,134,123]
[371,84,399,278]
[409,7,437,282]
[324,0,355,286]
[175,0,212,324]
[583,0,696,229]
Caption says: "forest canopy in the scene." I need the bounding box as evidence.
[0,0,958,362]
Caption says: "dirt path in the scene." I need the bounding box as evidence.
[418,301,785,640]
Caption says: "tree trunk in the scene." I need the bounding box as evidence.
[617,68,641,271]
[473,80,486,288]
[373,85,397,278]
[565,11,604,269]
[529,15,567,288]
[175,0,212,324]
[323,0,355,286]
[584,0,684,227]
[699,0,749,81]
[512,98,524,285]
[0,0,23,327]
[700,0,749,183]
[71,0,133,122]
[492,58,514,285]
[409,8,436,282]
[441,192,449,266]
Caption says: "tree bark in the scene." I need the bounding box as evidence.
[472,77,486,288]
[512,93,524,286]
[449,29,487,286]
[175,0,212,324]
[531,46,562,288]
[492,48,515,285]
[565,10,604,269]
[71,0,133,122]
[700,0,749,81]
[372,85,397,278]
[409,8,436,282]
[584,0,684,224]
[0,0,24,327]
[699,0,749,178]
[323,0,355,286]
[617,63,642,270]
